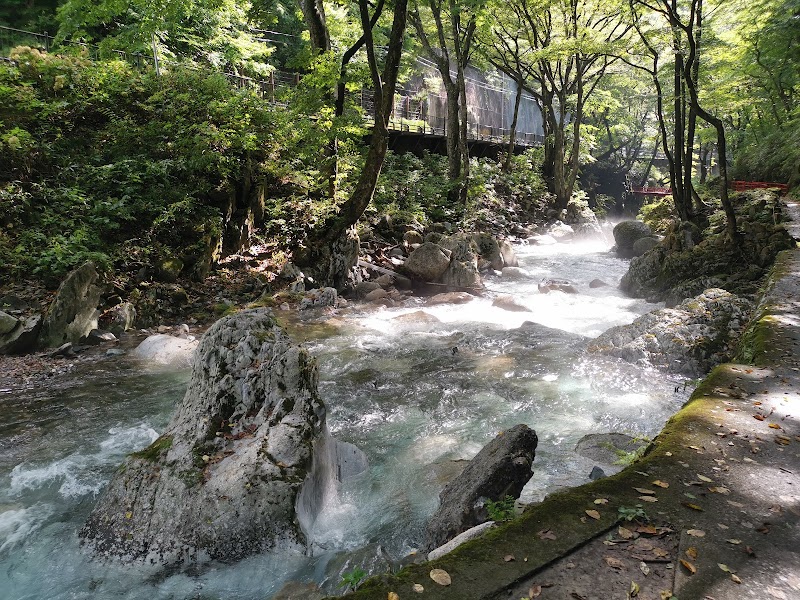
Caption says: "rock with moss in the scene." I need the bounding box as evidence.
[37,261,103,349]
[613,221,653,258]
[404,242,452,282]
[588,288,753,376]
[424,423,538,551]
[439,234,482,288]
[80,308,327,566]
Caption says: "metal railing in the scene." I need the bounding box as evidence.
[0,25,544,148]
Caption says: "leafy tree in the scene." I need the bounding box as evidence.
[409,0,482,207]
[481,0,631,211]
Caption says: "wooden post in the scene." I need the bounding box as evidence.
[151,33,160,76]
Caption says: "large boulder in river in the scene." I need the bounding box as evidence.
[404,242,452,282]
[424,424,537,550]
[132,333,198,367]
[613,221,653,258]
[588,288,752,376]
[439,234,482,288]
[38,261,103,349]
[81,309,327,565]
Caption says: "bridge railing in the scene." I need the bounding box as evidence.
[1,25,544,148]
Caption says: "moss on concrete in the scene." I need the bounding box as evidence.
[130,435,173,462]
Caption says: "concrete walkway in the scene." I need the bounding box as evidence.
[337,204,800,600]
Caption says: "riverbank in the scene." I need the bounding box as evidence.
[339,204,800,600]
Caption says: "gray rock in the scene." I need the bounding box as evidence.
[0,311,19,335]
[280,262,303,280]
[404,243,452,282]
[392,310,442,331]
[81,309,326,566]
[538,279,577,294]
[403,230,424,245]
[83,329,117,345]
[427,292,475,305]
[300,287,338,310]
[613,221,653,258]
[49,342,74,357]
[499,240,518,268]
[100,302,136,335]
[589,466,606,480]
[354,281,382,298]
[548,221,574,240]
[500,266,531,280]
[364,288,388,302]
[156,257,183,283]
[439,234,481,288]
[632,236,660,257]
[321,543,395,595]
[0,314,42,355]
[38,262,103,349]
[131,333,198,367]
[471,233,504,270]
[0,295,28,311]
[492,295,530,312]
[424,424,537,550]
[589,279,610,288]
[106,348,127,357]
[527,234,558,246]
[589,288,753,376]
[565,203,603,238]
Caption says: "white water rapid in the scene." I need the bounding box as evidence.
[0,236,690,600]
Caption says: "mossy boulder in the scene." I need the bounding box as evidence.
[613,221,653,258]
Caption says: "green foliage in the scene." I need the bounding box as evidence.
[617,505,648,522]
[0,47,280,281]
[486,495,517,522]
[372,151,452,224]
[638,196,677,235]
[338,567,367,590]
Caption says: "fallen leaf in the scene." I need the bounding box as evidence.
[125,511,133,519]
[652,480,669,488]
[594,498,609,505]
[756,523,771,534]
[769,423,782,429]
[682,502,704,511]
[429,569,451,586]
[745,545,756,557]
[685,547,698,560]
[718,563,733,573]
[660,591,673,600]
[504,554,515,562]
[726,539,742,544]
[708,486,730,494]
[629,580,640,597]
[388,593,400,600]
[637,525,658,535]
[412,583,424,593]
[604,556,625,569]
[679,559,697,574]
[686,529,705,537]
[639,495,658,503]
[528,584,542,598]
[653,548,670,558]
[731,573,742,584]
[634,487,656,495]
[618,526,635,540]
[775,435,791,445]
[718,523,730,529]
[586,509,601,520]
[639,562,650,576]
[696,474,713,482]
[538,529,557,541]
[754,414,766,421]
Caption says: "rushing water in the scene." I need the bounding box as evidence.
[0,236,690,599]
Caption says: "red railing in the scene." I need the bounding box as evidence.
[731,180,788,193]
[630,186,672,196]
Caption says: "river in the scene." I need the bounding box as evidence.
[0,235,690,599]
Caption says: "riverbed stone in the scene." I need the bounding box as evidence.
[424,423,538,550]
[131,333,198,367]
[404,243,452,282]
[632,236,659,257]
[575,433,647,466]
[0,314,42,355]
[427,292,475,305]
[538,278,577,294]
[99,302,136,335]
[38,261,103,349]
[81,309,327,566]
[300,287,338,310]
[0,311,18,335]
[500,266,531,280]
[613,220,653,258]
[492,295,530,312]
[589,279,610,288]
[588,288,752,376]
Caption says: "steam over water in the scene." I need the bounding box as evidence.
[0,237,689,599]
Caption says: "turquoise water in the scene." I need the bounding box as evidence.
[0,238,689,599]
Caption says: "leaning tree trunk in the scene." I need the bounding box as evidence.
[503,77,523,172]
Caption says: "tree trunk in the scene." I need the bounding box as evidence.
[443,79,462,204]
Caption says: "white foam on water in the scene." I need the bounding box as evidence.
[0,502,54,553]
